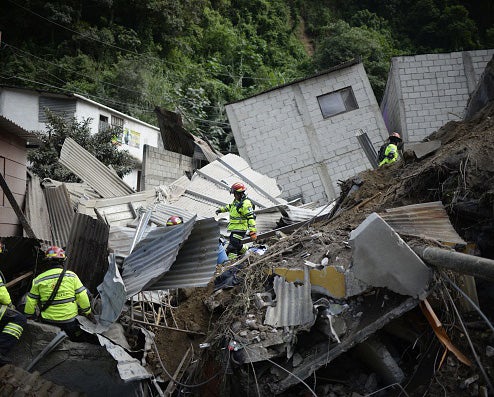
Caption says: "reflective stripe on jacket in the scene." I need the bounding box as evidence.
[218,197,256,233]
[0,274,12,321]
[24,268,91,323]
[378,143,399,166]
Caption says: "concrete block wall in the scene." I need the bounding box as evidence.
[381,50,494,143]
[227,62,388,204]
[141,145,194,190]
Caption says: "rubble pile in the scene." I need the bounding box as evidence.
[165,102,494,396]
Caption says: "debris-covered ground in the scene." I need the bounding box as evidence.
[152,102,494,396]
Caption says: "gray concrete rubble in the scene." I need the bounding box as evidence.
[349,212,432,299]
[405,140,441,159]
[9,321,146,396]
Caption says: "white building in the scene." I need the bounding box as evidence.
[0,86,160,190]
[226,60,388,204]
[380,49,494,143]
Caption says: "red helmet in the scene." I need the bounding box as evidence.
[45,246,66,259]
[230,182,246,194]
[390,132,402,140]
[166,216,183,226]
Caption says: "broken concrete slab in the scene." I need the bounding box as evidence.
[349,212,432,299]
[352,336,405,384]
[406,140,441,159]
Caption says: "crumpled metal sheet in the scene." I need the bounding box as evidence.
[43,183,74,248]
[121,216,196,297]
[97,254,127,329]
[264,269,315,327]
[378,201,466,245]
[150,218,219,289]
[60,137,135,198]
[97,335,151,381]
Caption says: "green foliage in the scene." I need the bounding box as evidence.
[28,111,137,182]
[0,0,492,157]
[312,20,400,101]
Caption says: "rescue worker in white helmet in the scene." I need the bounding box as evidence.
[0,241,26,365]
[378,132,402,167]
[166,216,183,226]
[215,182,257,260]
[24,246,95,342]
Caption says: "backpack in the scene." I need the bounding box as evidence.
[377,144,387,163]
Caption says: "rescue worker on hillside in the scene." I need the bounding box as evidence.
[24,246,95,342]
[0,242,26,364]
[215,182,257,261]
[378,132,402,167]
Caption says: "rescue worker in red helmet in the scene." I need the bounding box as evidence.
[24,246,95,342]
[378,132,402,167]
[215,182,257,260]
[166,216,183,226]
[0,241,26,364]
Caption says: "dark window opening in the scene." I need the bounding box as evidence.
[317,87,358,118]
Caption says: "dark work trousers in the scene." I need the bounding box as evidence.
[226,231,246,259]
[41,318,98,344]
[0,308,26,354]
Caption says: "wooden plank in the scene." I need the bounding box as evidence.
[0,172,36,238]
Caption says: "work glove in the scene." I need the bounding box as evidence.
[86,312,97,324]
[387,152,395,159]
[249,231,257,241]
[215,209,221,215]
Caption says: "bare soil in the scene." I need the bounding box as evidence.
[153,101,494,395]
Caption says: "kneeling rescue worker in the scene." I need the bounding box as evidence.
[216,182,257,260]
[24,246,95,342]
[378,132,402,166]
[0,242,26,364]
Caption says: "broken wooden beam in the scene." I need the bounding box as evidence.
[413,245,494,281]
[0,172,36,238]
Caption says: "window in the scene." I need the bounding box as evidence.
[111,115,124,131]
[38,97,76,122]
[99,115,109,132]
[317,87,358,118]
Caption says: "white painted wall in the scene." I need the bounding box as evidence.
[226,62,387,204]
[0,87,160,190]
[0,88,44,131]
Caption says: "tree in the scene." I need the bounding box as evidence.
[28,111,138,182]
[312,20,399,101]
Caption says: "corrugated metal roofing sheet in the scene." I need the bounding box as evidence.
[42,178,102,210]
[77,190,157,226]
[25,172,52,242]
[379,201,466,245]
[0,115,41,145]
[98,254,127,328]
[0,364,84,396]
[122,216,196,297]
[65,213,110,293]
[60,137,135,198]
[170,192,223,219]
[150,202,199,225]
[150,218,219,289]
[196,154,284,208]
[264,270,315,327]
[43,184,74,247]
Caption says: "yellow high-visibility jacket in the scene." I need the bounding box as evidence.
[378,143,399,166]
[24,268,91,323]
[0,273,12,321]
[218,197,256,233]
